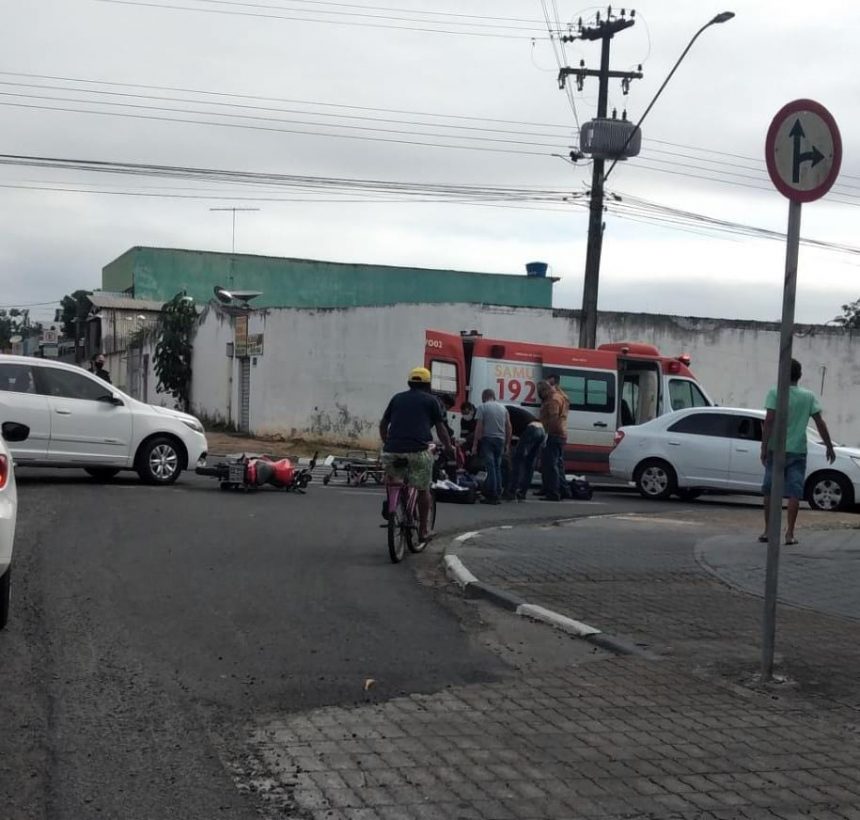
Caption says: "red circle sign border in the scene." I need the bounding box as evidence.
[765,98,842,203]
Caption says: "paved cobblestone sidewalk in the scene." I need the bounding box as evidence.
[233,510,860,819]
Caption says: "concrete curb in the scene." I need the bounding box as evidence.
[442,526,657,658]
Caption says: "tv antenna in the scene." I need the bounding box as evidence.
[209,207,261,253]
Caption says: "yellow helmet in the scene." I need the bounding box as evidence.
[408,366,432,384]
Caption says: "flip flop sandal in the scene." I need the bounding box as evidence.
[785,537,799,546]
[757,535,769,543]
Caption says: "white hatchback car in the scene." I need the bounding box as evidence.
[0,420,29,629]
[610,406,860,511]
[0,355,208,485]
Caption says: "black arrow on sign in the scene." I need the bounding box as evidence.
[790,119,825,184]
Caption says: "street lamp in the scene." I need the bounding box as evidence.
[576,11,735,351]
[604,12,735,183]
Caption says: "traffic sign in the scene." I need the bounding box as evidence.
[765,99,841,202]
[760,98,842,682]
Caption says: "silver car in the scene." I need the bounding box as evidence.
[609,406,858,511]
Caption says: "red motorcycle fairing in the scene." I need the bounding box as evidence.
[247,456,296,488]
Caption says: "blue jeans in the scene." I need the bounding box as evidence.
[479,437,505,499]
[762,452,807,499]
[508,426,546,495]
[542,435,566,498]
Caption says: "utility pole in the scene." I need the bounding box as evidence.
[559,9,642,349]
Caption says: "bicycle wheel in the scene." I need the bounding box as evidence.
[408,492,435,554]
[387,492,409,563]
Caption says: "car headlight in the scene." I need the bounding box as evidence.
[182,419,205,434]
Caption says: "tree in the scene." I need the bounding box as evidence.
[0,309,42,350]
[153,293,197,412]
[59,290,91,340]
[833,299,860,329]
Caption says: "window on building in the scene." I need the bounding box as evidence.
[430,360,458,395]
[669,379,710,411]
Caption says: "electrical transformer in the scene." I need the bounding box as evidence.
[579,117,641,160]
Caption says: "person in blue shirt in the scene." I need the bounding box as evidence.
[380,367,453,543]
[760,359,835,545]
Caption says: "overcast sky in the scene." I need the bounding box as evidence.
[1,0,858,326]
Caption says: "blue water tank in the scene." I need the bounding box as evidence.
[525,261,548,277]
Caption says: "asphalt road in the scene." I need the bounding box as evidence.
[0,467,764,819]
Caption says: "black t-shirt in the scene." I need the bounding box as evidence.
[382,389,444,453]
[508,405,536,438]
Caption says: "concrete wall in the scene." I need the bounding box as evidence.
[186,303,860,448]
[103,247,555,311]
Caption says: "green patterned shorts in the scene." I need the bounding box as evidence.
[382,450,434,491]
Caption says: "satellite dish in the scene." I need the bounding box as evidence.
[9,335,22,344]
[214,285,233,304]
[230,290,262,306]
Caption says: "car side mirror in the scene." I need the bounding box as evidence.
[99,394,124,407]
[2,422,30,443]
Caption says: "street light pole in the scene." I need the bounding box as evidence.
[604,12,735,184]
[575,10,735,350]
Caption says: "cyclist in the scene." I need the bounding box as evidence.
[379,367,454,543]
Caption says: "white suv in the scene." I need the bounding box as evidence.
[0,355,208,484]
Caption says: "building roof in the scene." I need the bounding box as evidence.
[87,292,165,312]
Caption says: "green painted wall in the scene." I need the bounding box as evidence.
[102,249,136,294]
[102,247,554,309]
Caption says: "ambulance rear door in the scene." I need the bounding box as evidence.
[424,330,466,407]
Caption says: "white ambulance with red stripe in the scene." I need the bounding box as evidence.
[424,329,712,474]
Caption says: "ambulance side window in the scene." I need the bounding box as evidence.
[430,360,458,394]
[559,371,615,413]
[669,379,709,411]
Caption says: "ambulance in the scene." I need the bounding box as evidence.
[424,329,712,474]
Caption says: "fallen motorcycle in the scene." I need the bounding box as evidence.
[196,452,317,492]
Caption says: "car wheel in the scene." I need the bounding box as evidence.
[85,467,121,482]
[676,488,702,502]
[634,459,678,500]
[136,436,183,485]
[0,567,10,631]
[806,471,854,512]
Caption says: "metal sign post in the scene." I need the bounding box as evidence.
[762,99,841,680]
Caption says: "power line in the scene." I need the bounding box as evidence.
[163,0,544,31]
[0,70,574,130]
[0,80,575,142]
[0,300,62,309]
[230,0,549,25]
[0,100,557,157]
[0,152,857,259]
[95,0,549,39]
[9,69,858,185]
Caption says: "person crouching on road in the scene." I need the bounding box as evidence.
[505,419,546,501]
[537,380,567,501]
[471,389,511,505]
[380,367,454,544]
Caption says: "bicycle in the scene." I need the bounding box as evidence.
[384,456,437,564]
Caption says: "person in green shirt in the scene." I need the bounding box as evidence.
[760,359,835,545]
